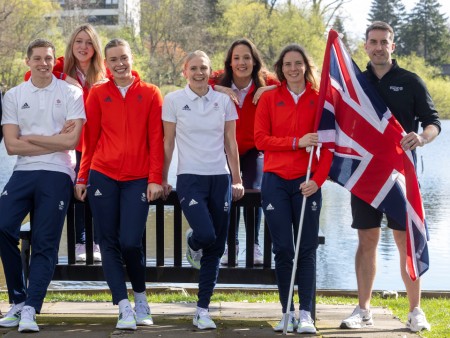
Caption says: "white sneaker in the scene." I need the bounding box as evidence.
[407,307,431,332]
[93,243,102,262]
[135,301,153,326]
[18,305,39,332]
[116,306,137,330]
[273,312,297,332]
[340,305,373,329]
[253,244,263,265]
[297,310,316,333]
[186,229,202,269]
[0,302,24,327]
[220,244,239,265]
[75,243,86,262]
[193,307,216,330]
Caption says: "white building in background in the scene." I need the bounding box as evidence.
[55,0,141,35]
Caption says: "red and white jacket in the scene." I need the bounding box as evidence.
[254,81,332,186]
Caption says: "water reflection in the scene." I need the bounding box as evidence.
[0,121,449,291]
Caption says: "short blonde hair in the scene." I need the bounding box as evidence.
[183,50,211,70]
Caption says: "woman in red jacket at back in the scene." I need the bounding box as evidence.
[209,38,279,266]
[25,24,106,262]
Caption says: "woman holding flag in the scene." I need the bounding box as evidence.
[254,44,332,334]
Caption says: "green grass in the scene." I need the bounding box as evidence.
[0,291,448,337]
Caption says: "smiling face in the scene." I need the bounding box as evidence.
[183,55,211,96]
[105,45,133,85]
[230,44,254,83]
[281,51,306,87]
[72,30,95,66]
[364,28,395,67]
[26,47,55,87]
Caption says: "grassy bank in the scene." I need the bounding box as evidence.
[0,291,447,337]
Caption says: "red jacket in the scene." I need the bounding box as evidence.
[77,71,164,184]
[254,82,332,186]
[209,70,279,155]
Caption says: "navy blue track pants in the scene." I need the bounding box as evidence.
[261,172,321,313]
[87,170,149,304]
[176,174,231,309]
[0,170,72,312]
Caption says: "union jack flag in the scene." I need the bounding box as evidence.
[316,29,429,281]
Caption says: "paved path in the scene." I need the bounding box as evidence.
[0,301,420,337]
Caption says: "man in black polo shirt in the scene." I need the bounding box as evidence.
[340,21,440,333]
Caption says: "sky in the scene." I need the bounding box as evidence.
[340,0,450,41]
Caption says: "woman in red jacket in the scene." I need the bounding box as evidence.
[209,38,279,265]
[24,24,106,262]
[75,38,164,331]
[254,44,333,334]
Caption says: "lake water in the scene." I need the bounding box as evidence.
[0,120,449,291]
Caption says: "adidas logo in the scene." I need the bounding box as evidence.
[21,103,30,109]
[181,104,191,111]
[189,199,198,206]
[266,203,274,211]
[104,96,112,102]
[1,190,7,197]
[94,189,102,196]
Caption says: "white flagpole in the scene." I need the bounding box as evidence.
[282,145,315,335]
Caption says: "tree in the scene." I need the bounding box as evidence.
[400,0,450,65]
[332,16,349,48]
[367,0,406,33]
[0,0,60,90]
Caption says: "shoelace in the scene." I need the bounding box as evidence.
[20,307,35,321]
[135,303,150,315]
[120,307,135,321]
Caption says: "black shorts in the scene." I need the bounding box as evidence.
[350,194,404,231]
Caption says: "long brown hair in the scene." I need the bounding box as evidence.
[220,38,266,89]
[273,44,319,91]
[64,24,105,87]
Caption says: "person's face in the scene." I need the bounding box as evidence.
[282,51,306,86]
[105,45,133,81]
[183,56,211,92]
[26,47,55,82]
[230,44,254,81]
[364,29,395,66]
[72,30,95,65]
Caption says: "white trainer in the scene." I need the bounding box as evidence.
[116,306,137,330]
[75,243,86,262]
[273,312,297,332]
[193,307,216,330]
[407,307,431,332]
[220,244,239,265]
[340,305,373,329]
[135,301,153,326]
[253,244,263,265]
[297,310,316,334]
[93,243,102,262]
[0,302,24,327]
[186,229,202,269]
[18,305,39,332]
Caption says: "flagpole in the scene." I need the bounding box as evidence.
[282,145,315,335]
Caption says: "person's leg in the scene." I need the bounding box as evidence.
[26,171,72,313]
[197,174,231,309]
[0,171,34,306]
[290,176,321,313]
[392,230,421,310]
[261,173,295,313]
[87,170,125,304]
[118,178,149,294]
